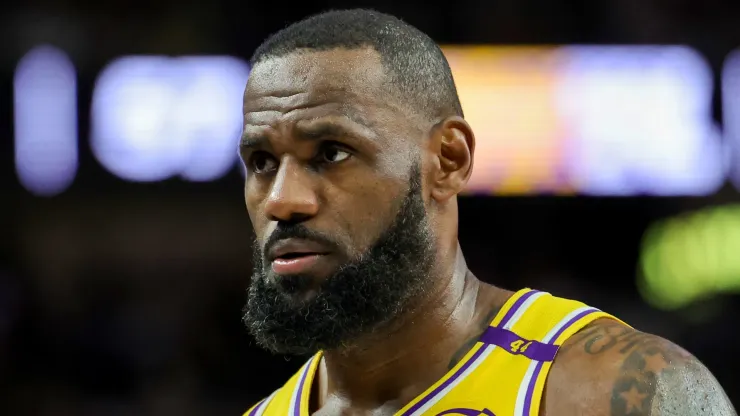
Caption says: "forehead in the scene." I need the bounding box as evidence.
[244,48,388,115]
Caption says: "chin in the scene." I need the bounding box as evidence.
[269,272,323,297]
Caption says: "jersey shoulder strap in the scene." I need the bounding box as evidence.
[494,289,629,416]
[506,290,628,345]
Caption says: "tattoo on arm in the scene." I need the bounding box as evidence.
[447,306,500,370]
[560,321,654,356]
[609,334,669,415]
[567,322,736,416]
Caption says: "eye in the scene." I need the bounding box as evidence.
[249,151,279,174]
[319,144,351,164]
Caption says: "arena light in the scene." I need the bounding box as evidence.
[14,45,78,196]
[443,46,567,196]
[638,205,740,310]
[722,50,740,189]
[557,46,723,196]
[91,56,250,182]
[443,45,722,196]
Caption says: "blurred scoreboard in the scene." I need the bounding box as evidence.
[723,50,740,190]
[13,44,735,197]
[90,56,250,183]
[447,46,722,196]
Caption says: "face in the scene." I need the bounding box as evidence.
[240,48,438,355]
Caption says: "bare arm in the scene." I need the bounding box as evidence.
[547,320,736,416]
[610,334,735,416]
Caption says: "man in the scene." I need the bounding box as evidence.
[240,9,735,416]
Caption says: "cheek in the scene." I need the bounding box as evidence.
[245,185,266,236]
[330,180,404,253]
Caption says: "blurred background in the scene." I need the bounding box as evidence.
[2,0,740,414]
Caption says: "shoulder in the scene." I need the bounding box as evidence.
[543,318,736,416]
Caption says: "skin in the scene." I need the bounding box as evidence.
[241,47,736,415]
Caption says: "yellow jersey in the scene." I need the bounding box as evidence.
[245,288,625,416]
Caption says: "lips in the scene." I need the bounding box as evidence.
[267,238,331,262]
[266,238,332,275]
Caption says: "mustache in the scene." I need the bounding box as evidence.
[261,223,341,258]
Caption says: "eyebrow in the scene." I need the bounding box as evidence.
[239,132,268,149]
[239,115,376,150]
[298,122,359,141]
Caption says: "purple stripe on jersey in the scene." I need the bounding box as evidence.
[546,308,599,345]
[400,290,540,416]
[498,290,539,330]
[522,308,598,416]
[478,326,559,362]
[248,398,265,416]
[522,361,545,416]
[436,408,496,416]
[401,339,488,416]
[292,357,315,416]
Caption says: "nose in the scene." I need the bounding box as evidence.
[263,159,319,222]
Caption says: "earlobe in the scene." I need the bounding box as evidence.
[430,117,475,202]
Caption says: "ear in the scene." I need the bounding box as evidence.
[428,116,475,202]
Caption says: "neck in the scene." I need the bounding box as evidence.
[313,245,504,412]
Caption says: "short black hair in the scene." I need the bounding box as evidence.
[251,9,464,120]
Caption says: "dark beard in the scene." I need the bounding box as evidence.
[243,165,435,356]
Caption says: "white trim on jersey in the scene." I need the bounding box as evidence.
[406,291,548,416]
[514,305,600,416]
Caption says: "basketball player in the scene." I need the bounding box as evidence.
[240,9,735,416]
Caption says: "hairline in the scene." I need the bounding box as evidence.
[251,45,444,127]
